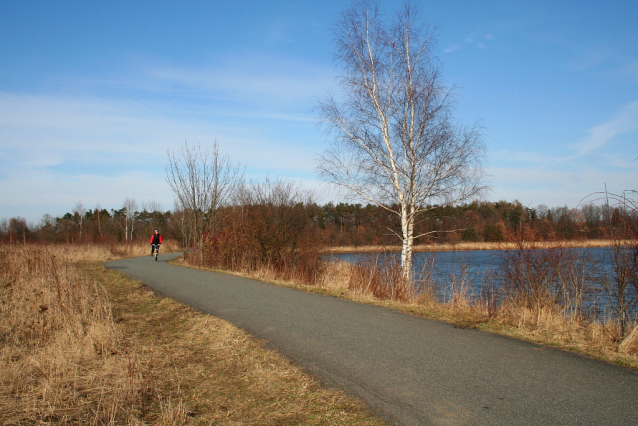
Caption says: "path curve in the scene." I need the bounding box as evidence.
[105,253,638,426]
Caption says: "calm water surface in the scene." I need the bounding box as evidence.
[327,247,636,317]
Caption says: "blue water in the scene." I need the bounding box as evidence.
[329,249,507,295]
[328,247,637,320]
[330,249,499,284]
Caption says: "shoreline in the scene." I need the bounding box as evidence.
[323,239,621,254]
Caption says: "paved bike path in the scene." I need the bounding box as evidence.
[105,253,638,426]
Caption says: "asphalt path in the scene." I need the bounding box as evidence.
[105,253,638,426]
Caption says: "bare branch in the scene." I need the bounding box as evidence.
[316,1,488,281]
[166,140,244,263]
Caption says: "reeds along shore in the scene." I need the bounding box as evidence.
[323,239,621,253]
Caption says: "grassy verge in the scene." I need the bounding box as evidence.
[0,244,385,425]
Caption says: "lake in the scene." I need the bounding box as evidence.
[327,246,637,320]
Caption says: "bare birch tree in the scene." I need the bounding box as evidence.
[94,204,103,239]
[73,201,86,241]
[122,197,137,243]
[166,140,243,264]
[316,1,488,281]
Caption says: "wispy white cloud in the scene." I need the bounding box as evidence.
[0,92,194,165]
[72,52,333,113]
[0,166,166,209]
[143,54,332,108]
[487,100,638,206]
[566,101,638,160]
[491,101,638,172]
[0,88,324,221]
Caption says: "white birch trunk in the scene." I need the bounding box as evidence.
[124,209,129,243]
[400,205,414,283]
[317,2,487,285]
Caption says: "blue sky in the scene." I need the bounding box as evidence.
[1,0,637,223]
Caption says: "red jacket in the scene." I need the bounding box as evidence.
[150,233,163,244]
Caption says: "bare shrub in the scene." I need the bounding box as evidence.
[166,140,243,265]
[477,273,501,318]
[412,256,438,306]
[204,178,326,285]
[498,241,597,326]
[445,265,474,311]
[582,189,638,339]
[605,238,638,339]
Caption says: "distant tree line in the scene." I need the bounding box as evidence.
[308,199,636,246]
[0,203,177,244]
[2,199,636,247]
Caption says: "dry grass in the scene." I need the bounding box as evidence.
[0,243,384,425]
[317,261,352,293]
[106,240,181,259]
[325,239,621,253]
[0,244,138,424]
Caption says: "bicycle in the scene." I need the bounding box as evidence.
[151,244,160,261]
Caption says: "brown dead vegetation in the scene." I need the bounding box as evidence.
[324,239,621,253]
[0,243,384,425]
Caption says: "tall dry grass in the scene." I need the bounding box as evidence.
[324,239,621,254]
[492,240,638,354]
[1,243,385,425]
[0,243,170,424]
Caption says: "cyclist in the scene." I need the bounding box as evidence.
[150,229,163,256]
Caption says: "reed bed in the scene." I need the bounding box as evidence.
[324,239,620,254]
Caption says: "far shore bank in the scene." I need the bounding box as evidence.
[324,239,622,254]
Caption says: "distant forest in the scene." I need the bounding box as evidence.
[2,199,635,246]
